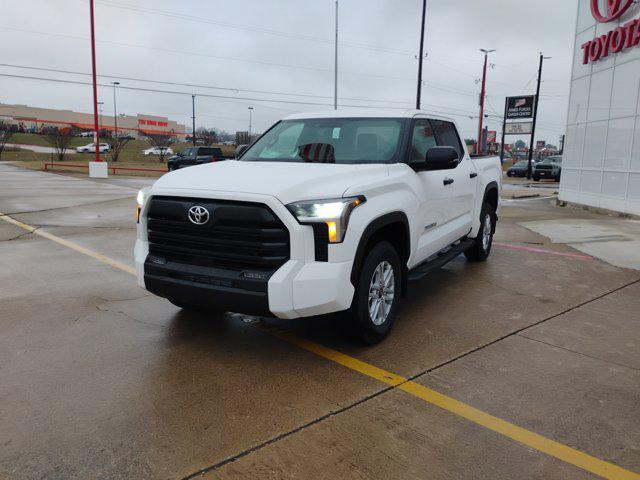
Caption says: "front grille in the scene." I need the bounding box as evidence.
[536,164,554,170]
[147,196,290,272]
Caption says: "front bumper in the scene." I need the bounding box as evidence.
[134,189,355,319]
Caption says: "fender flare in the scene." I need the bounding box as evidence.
[481,181,500,232]
[350,211,411,292]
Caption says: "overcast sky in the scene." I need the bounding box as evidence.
[1,0,577,144]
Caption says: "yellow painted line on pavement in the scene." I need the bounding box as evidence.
[0,211,136,276]
[2,211,638,480]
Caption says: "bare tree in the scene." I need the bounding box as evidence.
[195,127,218,146]
[140,129,175,163]
[0,120,15,160]
[108,135,131,163]
[42,125,79,162]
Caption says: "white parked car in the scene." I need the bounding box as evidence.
[142,147,174,156]
[76,143,110,153]
[135,110,502,343]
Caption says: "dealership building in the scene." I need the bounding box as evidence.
[0,103,186,139]
[561,0,640,216]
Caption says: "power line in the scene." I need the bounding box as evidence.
[0,63,415,106]
[1,25,419,84]
[88,0,416,57]
[0,71,498,121]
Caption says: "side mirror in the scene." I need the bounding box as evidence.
[235,144,248,157]
[417,146,459,171]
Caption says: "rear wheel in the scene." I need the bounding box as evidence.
[465,201,495,262]
[350,241,401,344]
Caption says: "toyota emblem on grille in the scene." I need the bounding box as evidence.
[188,205,210,225]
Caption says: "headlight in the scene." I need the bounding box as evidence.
[287,196,365,243]
[136,187,151,223]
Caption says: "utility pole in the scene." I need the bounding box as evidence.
[89,0,101,162]
[527,53,550,179]
[334,0,338,110]
[248,106,254,140]
[416,0,427,109]
[477,49,495,156]
[112,81,119,138]
[500,97,508,164]
[191,95,196,147]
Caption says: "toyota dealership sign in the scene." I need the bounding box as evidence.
[581,0,640,64]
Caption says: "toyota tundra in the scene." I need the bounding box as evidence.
[135,110,502,343]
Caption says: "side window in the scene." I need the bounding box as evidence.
[183,148,193,157]
[409,119,437,163]
[431,120,463,158]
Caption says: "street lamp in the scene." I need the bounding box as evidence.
[248,107,254,140]
[111,81,120,137]
[477,48,495,156]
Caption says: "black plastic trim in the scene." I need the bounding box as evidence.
[311,223,329,262]
[350,211,410,288]
[144,259,272,316]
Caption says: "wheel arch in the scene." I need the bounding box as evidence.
[350,211,411,296]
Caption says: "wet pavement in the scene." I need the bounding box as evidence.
[0,164,638,480]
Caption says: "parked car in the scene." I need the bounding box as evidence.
[167,147,231,171]
[506,160,529,177]
[142,147,174,156]
[135,111,502,343]
[76,143,110,153]
[533,155,562,181]
[78,131,95,138]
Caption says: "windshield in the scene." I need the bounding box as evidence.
[241,118,403,164]
[542,156,562,164]
[514,161,527,167]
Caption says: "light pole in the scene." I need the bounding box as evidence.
[89,0,101,162]
[191,95,196,147]
[334,0,338,110]
[416,0,427,109]
[248,107,254,140]
[477,48,495,156]
[111,81,120,137]
[527,53,551,179]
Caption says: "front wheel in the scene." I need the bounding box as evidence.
[465,202,495,262]
[350,241,402,344]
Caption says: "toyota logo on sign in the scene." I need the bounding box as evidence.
[188,206,210,225]
[591,0,634,22]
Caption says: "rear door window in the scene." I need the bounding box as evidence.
[431,120,463,158]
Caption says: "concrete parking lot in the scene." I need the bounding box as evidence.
[1,163,639,480]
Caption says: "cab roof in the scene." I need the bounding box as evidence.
[282,109,455,123]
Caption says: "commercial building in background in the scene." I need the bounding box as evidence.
[0,103,186,139]
[562,0,640,216]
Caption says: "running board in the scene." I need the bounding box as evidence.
[408,239,475,282]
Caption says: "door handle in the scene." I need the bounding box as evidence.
[470,172,478,179]
[443,178,454,186]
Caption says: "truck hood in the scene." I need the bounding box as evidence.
[151,160,389,204]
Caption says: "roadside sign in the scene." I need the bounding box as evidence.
[536,140,546,149]
[505,122,533,135]
[506,96,535,119]
[487,131,497,143]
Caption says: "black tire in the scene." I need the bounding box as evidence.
[168,164,175,171]
[533,176,540,182]
[350,241,402,345]
[507,172,512,177]
[464,201,495,262]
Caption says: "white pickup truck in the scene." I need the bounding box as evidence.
[135,110,502,343]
